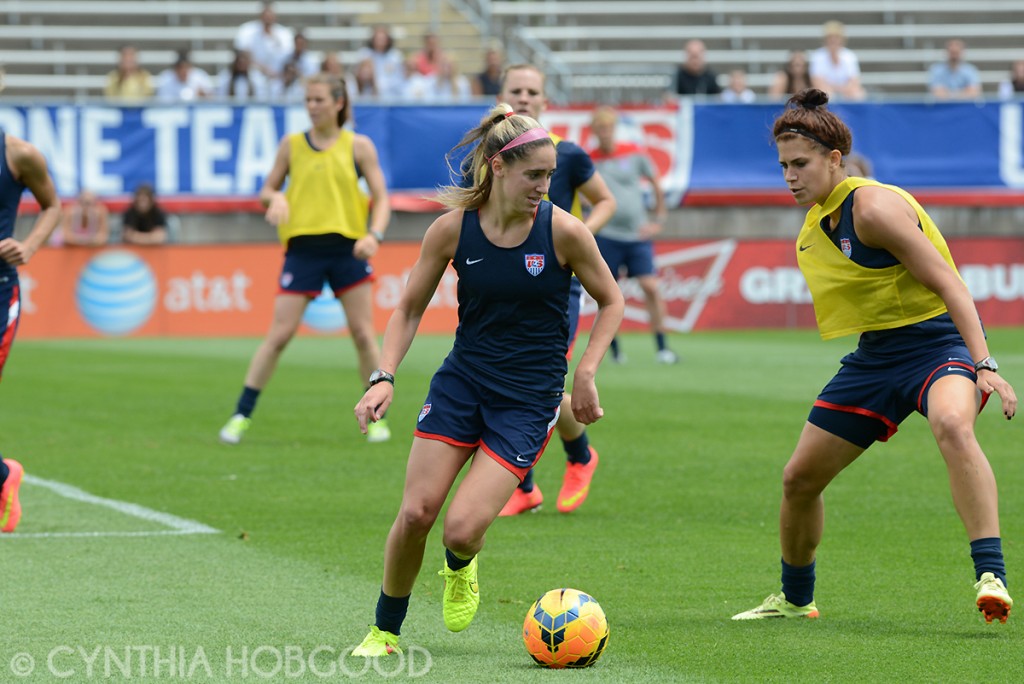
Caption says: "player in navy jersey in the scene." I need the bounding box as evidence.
[495,64,619,516]
[0,128,63,533]
[350,104,623,656]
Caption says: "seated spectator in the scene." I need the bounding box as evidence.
[998,60,1024,99]
[122,184,169,246]
[809,21,866,101]
[61,190,110,247]
[234,0,294,80]
[929,39,982,99]
[104,45,154,101]
[471,42,504,97]
[356,25,406,99]
[413,32,444,76]
[321,52,345,79]
[672,39,721,97]
[769,50,812,100]
[215,50,270,101]
[428,56,472,103]
[290,30,322,79]
[721,69,756,103]
[269,60,306,103]
[350,58,378,100]
[401,55,434,101]
[155,51,213,102]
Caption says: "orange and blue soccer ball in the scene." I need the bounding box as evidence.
[523,588,609,668]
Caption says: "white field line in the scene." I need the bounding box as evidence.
[1,474,219,539]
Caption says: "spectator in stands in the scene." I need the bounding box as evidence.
[290,30,322,79]
[270,60,307,103]
[321,52,345,80]
[413,32,444,76]
[104,45,154,102]
[216,49,270,101]
[60,190,109,247]
[672,39,721,97]
[350,58,378,100]
[155,51,213,102]
[234,0,294,80]
[929,39,982,100]
[769,50,812,100]
[588,106,678,366]
[427,56,472,103]
[721,69,756,103]
[809,21,866,101]
[356,25,406,100]
[998,60,1024,99]
[471,41,504,97]
[121,184,169,246]
[401,55,434,101]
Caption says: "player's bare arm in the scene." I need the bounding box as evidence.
[577,171,616,235]
[352,134,390,260]
[259,136,291,225]
[0,137,61,266]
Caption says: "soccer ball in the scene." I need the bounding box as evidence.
[522,588,609,668]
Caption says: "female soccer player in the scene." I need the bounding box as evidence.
[0,127,63,533]
[733,89,1017,623]
[351,104,624,656]
[219,73,392,445]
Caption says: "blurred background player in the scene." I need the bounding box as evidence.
[351,104,623,656]
[219,74,391,445]
[588,106,678,365]
[733,89,1017,623]
[495,64,617,516]
[0,126,63,533]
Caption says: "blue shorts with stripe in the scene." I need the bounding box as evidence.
[809,338,984,448]
[280,234,373,297]
[0,274,20,380]
[413,361,562,482]
[595,235,656,279]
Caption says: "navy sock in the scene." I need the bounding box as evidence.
[609,337,620,357]
[520,467,535,492]
[0,457,8,486]
[374,589,410,636]
[781,558,816,607]
[235,386,261,418]
[655,332,667,352]
[970,537,1007,586]
[563,432,592,465]
[445,548,473,571]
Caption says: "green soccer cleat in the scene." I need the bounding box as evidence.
[439,555,480,632]
[975,572,1012,624]
[366,418,391,443]
[351,626,401,657]
[219,414,251,444]
[731,593,820,620]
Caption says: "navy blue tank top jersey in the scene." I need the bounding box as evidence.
[0,131,27,279]
[448,200,571,401]
[548,139,595,214]
[826,188,964,353]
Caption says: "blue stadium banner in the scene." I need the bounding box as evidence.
[2,101,1024,199]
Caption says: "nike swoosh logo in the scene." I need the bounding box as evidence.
[799,244,814,251]
[515,455,531,464]
[466,258,484,265]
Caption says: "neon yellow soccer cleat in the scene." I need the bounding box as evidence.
[366,418,391,443]
[351,626,401,657]
[975,572,1012,624]
[731,593,820,620]
[439,555,480,632]
[219,414,251,445]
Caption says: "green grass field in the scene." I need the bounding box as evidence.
[2,328,1023,682]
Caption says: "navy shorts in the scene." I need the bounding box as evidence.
[413,362,561,482]
[280,234,373,297]
[0,275,20,381]
[809,341,985,448]
[596,235,656,279]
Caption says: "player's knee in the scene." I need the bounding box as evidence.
[929,410,976,450]
[441,518,485,554]
[397,500,440,537]
[781,462,824,502]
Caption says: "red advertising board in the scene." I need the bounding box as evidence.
[15,238,1024,339]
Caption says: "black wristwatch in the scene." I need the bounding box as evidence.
[368,369,395,386]
[975,356,999,373]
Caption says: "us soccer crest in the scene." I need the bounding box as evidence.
[525,254,545,276]
[840,238,853,258]
[418,403,431,423]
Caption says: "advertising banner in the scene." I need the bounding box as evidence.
[16,238,1023,340]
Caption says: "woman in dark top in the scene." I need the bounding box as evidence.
[122,184,168,245]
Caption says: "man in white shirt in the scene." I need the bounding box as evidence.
[155,52,213,102]
[809,21,866,101]
[234,1,294,80]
